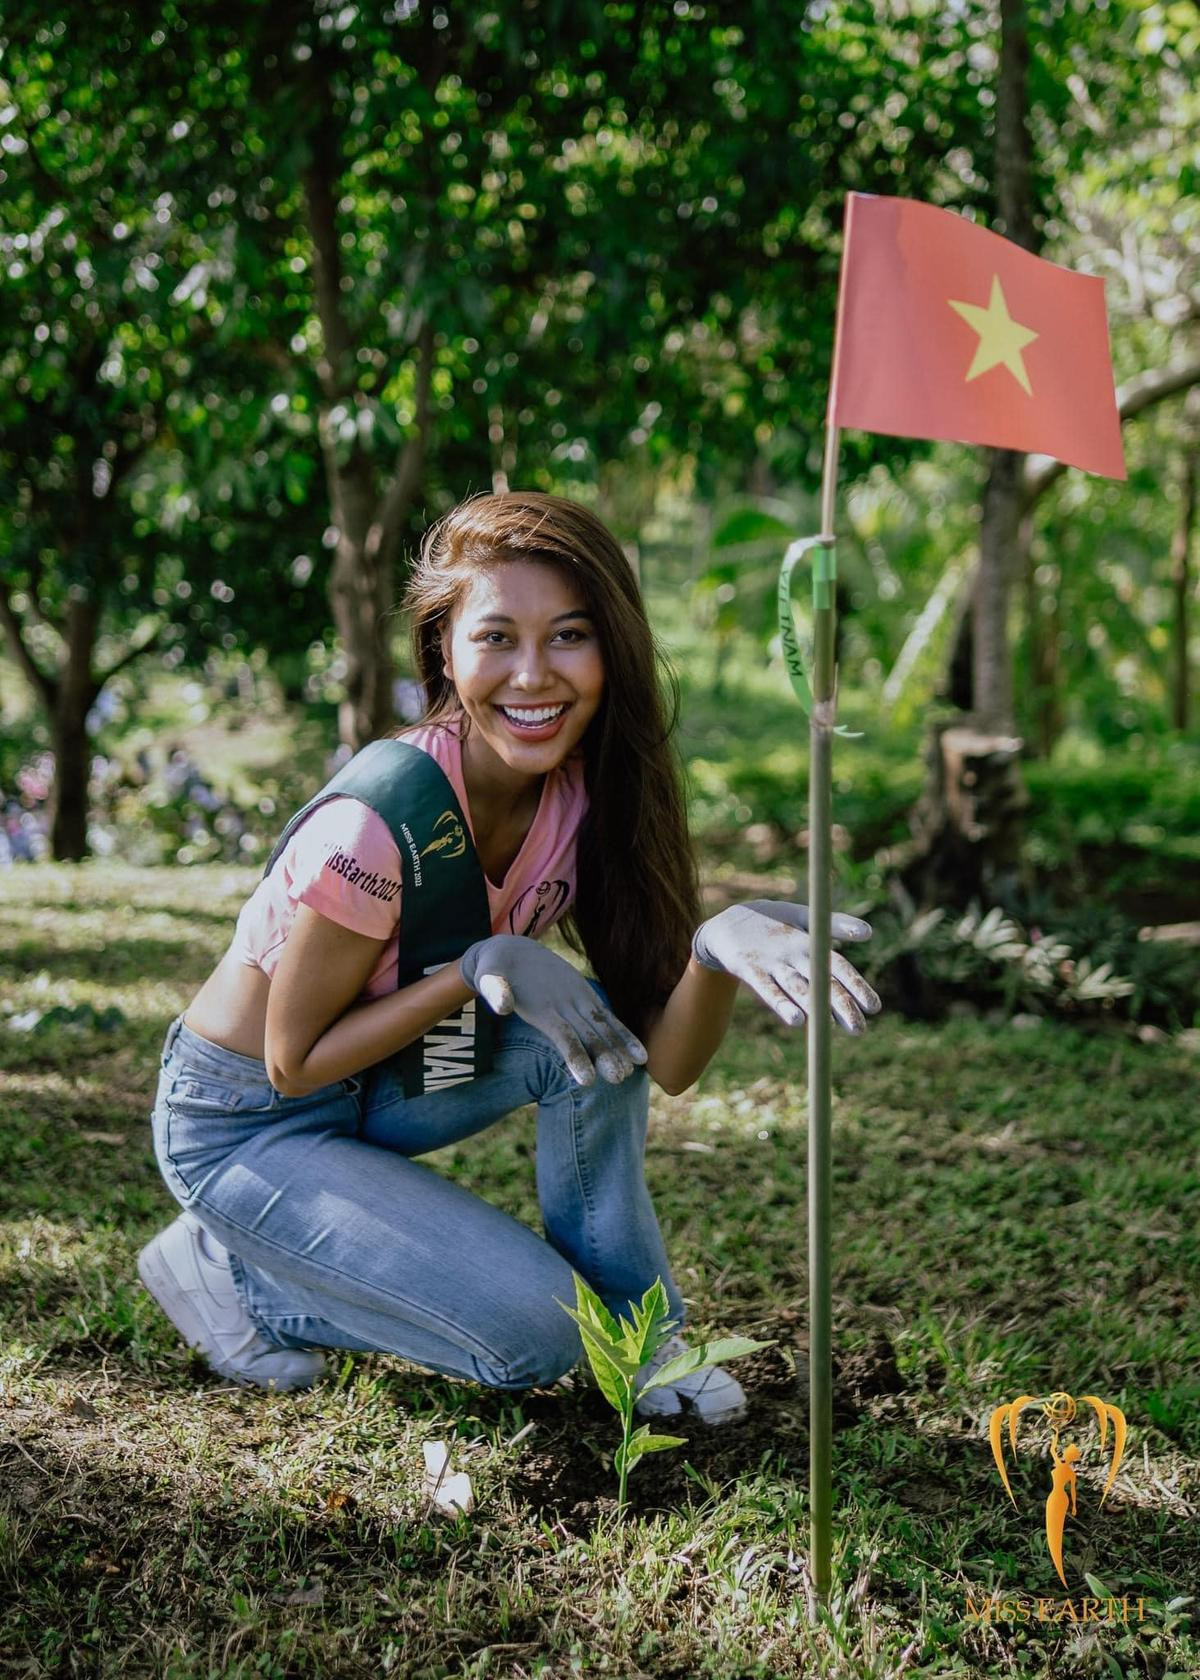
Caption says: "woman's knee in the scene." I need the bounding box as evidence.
[475,1301,582,1391]
[518,1036,650,1111]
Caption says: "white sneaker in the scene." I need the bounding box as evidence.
[138,1212,326,1392]
[634,1332,747,1425]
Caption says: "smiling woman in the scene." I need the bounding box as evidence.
[403,493,701,1042]
[436,562,606,875]
[137,491,879,1426]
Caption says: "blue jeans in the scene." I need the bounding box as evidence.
[149,1013,685,1390]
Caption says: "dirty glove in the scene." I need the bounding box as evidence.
[691,900,881,1034]
[460,934,647,1087]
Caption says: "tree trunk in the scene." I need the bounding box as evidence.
[302,70,395,752]
[973,0,1036,730]
[1025,529,1062,759]
[49,595,100,861]
[50,704,92,862]
[898,719,1029,909]
[326,463,396,752]
[1171,446,1197,732]
[905,0,1035,898]
[300,49,441,752]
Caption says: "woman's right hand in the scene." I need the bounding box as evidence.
[460,934,647,1087]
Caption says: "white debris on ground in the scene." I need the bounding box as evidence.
[422,1439,475,1516]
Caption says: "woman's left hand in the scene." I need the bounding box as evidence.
[691,899,881,1033]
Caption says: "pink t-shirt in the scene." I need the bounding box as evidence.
[229,718,588,999]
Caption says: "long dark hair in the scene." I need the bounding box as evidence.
[402,491,700,1037]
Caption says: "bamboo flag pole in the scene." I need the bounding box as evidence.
[784,186,1128,1612]
[808,425,841,1606]
[775,426,842,1608]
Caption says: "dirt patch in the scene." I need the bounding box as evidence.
[508,1312,908,1532]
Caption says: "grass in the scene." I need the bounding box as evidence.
[2,862,1198,1678]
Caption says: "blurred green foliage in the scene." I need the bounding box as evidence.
[4,0,1194,739]
[0,0,1197,968]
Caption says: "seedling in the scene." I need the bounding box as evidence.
[560,1274,773,1510]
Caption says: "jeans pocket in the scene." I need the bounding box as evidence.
[157,1067,277,1194]
[170,1075,277,1115]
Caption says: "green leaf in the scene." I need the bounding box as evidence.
[560,1293,629,1363]
[569,1273,622,1342]
[713,508,796,548]
[618,1279,676,1368]
[638,1346,706,1392]
[696,1336,774,1364]
[639,1337,774,1394]
[559,1294,618,1351]
[576,1327,631,1412]
[574,1317,642,1397]
[629,1429,688,1456]
[614,1423,687,1478]
[559,1290,638,1412]
[1084,1571,1116,1600]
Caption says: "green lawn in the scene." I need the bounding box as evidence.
[1,864,1197,1678]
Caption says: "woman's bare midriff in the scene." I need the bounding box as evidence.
[184,951,273,1061]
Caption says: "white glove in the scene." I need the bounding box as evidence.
[691,900,881,1033]
[460,934,647,1087]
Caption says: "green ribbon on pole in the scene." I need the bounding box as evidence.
[776,537,862,739]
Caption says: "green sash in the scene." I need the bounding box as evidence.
[263,739,495,1097]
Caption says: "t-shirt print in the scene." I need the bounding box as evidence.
[229,716,587,1002]
[325,845,402,906]
[509,879,570,936]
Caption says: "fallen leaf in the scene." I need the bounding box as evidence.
[272,1581,324,1606]
[79,1131,127,1146]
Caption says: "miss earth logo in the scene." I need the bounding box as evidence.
[988,1390,1127,1589]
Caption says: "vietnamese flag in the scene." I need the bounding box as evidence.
[828,193,1126,479]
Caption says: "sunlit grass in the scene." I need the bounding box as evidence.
[2,864,1198,1675]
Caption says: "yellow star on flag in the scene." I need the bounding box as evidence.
[948,275,1038,396]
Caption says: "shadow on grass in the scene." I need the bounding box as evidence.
[0,889,242,928]
[3,1371,1192,1657]
[0,1427,464,1677]
[3,875,1197,1673]
[1,936,209,986]
[9,1132,1195,1606]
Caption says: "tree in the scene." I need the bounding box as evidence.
[1170,433,1197,733]
[181,0,994,749]
[970,0,1036,735]
[899,0,1200,903]
[1017,0,1200,752]
[0,5,335,856]
[0,12,215,858]
[27,0,1176,862]
[8,0,995,810]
